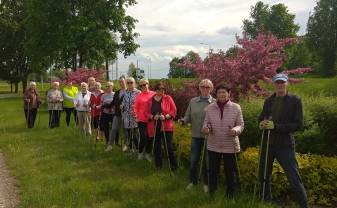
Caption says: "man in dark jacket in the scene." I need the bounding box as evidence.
[258,73,308,208]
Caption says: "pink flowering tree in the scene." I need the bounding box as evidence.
[172,33,311,118]
[63,68,106,85]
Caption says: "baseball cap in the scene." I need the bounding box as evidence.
[272,73,288,83]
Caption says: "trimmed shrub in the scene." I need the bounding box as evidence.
[174,125,337,206]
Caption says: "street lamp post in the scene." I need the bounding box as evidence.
[200,42,211,55]
[146,56,151,80]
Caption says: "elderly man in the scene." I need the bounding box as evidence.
[258,73,308,208]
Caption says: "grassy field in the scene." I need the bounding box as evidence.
[0,97,273,207]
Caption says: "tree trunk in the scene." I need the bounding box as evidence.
[72,54,77,71]
[106,59,109,80]
[14,81,19,93]
[78,53,83,68]
[10,81,13,93]
[22,78,27,93]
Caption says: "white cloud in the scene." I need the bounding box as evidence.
[113,0,316,79]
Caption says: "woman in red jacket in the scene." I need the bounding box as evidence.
[89,82,104,140]
[147,82,177,171]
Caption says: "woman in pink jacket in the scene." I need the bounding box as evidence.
[202,84,244,198]
[147,82,177,171]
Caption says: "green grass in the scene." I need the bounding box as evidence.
[0,97,273,208]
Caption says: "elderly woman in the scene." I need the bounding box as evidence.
[134,78,155,161]
[88,77,96,92]
[23,82,41,128]
[179,79,215,191]
[121,77,140,152]
[74,82,92,136]
[62,80,78,126]
[89,82,104,140]
[99,82,115,147]
[202,84,244,198]
[106,76,127,151]
[147,82,177,171]
[47,81,63,128]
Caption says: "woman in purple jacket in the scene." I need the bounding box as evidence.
[202,84,244,198]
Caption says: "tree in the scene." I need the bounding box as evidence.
[179,34,311,99]
[128,62,137,77]
[0,0,35,93]
[242,1,299,39]
[307,0,337,76]
[25,0,139,72]
[168,51,198,78]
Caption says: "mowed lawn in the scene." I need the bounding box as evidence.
[0,97,272,208]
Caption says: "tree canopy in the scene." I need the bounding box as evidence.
[307,0,337,76]
[242,1,299,39]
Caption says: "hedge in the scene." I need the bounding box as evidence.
[173,125,337,206]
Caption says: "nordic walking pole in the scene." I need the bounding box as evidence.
[162,127,172,173]
[151,114,159,156]
[253,129,265,202]
[262,129,271,201]
[198,134,207,181]
[228,125,241,181]
[26,101,30,128]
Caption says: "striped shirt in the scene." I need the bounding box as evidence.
[203,101,244,153]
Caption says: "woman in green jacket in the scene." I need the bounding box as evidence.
[63,80,78,126]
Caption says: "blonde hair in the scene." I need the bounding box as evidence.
[106,81,114,87]
[199,79,214,89]
[125,77,135,83]
[30,81,37,86]
[139,78,149,85]
[80,82,88,88]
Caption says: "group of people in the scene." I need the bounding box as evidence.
[22,73,308,208]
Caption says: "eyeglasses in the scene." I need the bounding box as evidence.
[200,86,211,89]
[139,84,147,87]
[127,82,134,84]
[156,87,165,90]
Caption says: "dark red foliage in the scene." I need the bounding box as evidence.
[63,68,106,85]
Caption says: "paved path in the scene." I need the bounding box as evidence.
[0,94,19,99]
[0,152,19,208]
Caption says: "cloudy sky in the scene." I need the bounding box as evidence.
[112,0,317,79]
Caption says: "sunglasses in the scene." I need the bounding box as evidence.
[139,84,147,87]
[200,86,211,89]
[127,82,134,84]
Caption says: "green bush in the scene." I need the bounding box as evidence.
[240,148,337,206]
[173,126,337,206]
[296,96,337,155]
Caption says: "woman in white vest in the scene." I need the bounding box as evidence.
[74,82,92,136]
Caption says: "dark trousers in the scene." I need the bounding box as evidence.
[49,110,61,128]
[189,137,208,184]
[126,128,139,150]
[138,122,151,154]
[64,107,77,126]
[208,150,238,198]
[259,146,308,208]
[24,108,37,128]
[99,113,114,144]
[152,130,177,170]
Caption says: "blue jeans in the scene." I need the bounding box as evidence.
[259,146,308,208]
[189,137,208,184]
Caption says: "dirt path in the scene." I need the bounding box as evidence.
[0,152,19,208]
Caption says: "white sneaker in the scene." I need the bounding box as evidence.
[137,153,144,160]
[185,183,194,190]
[145,154,152,162]
[203,185,209,193]
[122,145,128,152]
[105,145,112,152]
